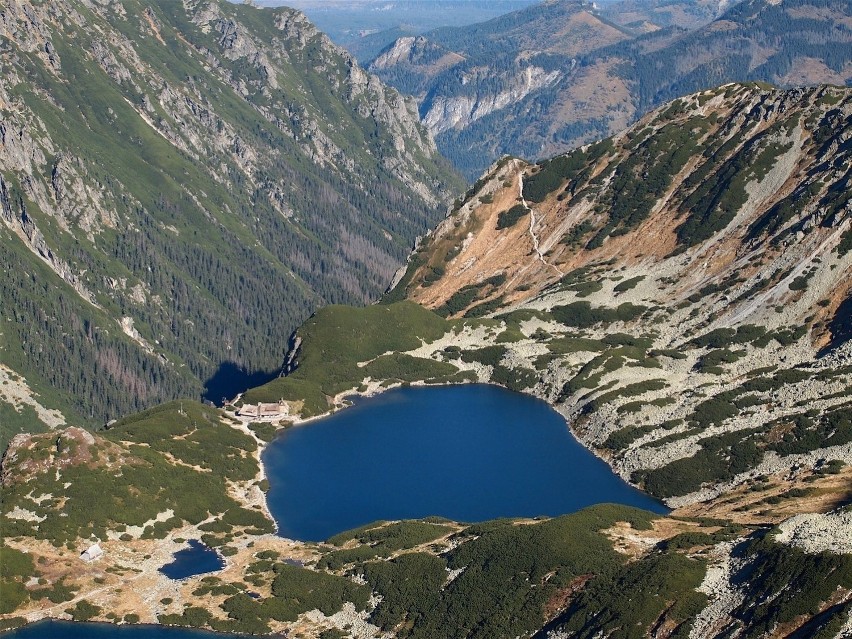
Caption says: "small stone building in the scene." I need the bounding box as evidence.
[238,401,288,418]
[80,543,104,562]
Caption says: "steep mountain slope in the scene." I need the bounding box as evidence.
[0,0,462,446]
[390,83,852,502]
[369,0,852,178]
[251,83,851,508]
[231,82,852,636]
[2,83,851,639]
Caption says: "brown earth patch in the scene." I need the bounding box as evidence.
[811,275,852,350]
[409,161,542,312]
[604,518,707,559]
[543,573,593,621]
[674,465,852,525]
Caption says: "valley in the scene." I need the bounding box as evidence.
[1,0,851,637]
[0,0,462,448]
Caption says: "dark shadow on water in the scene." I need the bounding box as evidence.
[203,361,280,406]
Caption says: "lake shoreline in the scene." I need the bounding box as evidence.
[3,382,668,637]
[259,383,668,541]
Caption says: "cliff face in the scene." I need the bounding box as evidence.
[389,83,852,504]
[0,0,463,443]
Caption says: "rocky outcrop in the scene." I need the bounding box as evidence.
[421,65,562,135]
[370,36,426,69]
[1,427,103,487]
[775,510,852,555]
[0,174,98,305]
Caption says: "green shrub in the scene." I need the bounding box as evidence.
[522,140,612,203]
[362,553,447,630]
[554,552,707,638]
[363,354,457,383]
[270,563,371,616]
[491,365,538,392]
[768,406,852,455]
[677,135,793,247]
[689,397,739,428]
[635,429,762,498]
[30,579,76,604]
[438,286,482,317]
[496,204,528,230]
[66,600,102,622]
[583,380,668,414]
[460,346,507,367]
[464,296,506,318]
[495,326,525,343]
[547,337,607,355]
[658,531,716,550]
[550,302,647,329]
[695,348,746,372]
[248,422,279,443]
[613,276,645,293]
[731,536,852,638]
[691,325,766,349]
[603,424,658,450]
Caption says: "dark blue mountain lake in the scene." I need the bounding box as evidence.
[263,384,668,541]
[158,540,224,580]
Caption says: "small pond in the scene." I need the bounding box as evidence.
[158,540,224,580]
[263,384,667,541]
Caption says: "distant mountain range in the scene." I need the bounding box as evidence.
[268,0,541,63]
[0,0,461,447]
[367,0,852,178]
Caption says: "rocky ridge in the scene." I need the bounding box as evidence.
[775,509,852,555]
[377,83,852,506]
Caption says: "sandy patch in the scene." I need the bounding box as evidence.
[0,364,66,429]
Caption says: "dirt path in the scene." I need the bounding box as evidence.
[518,166,564,277]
